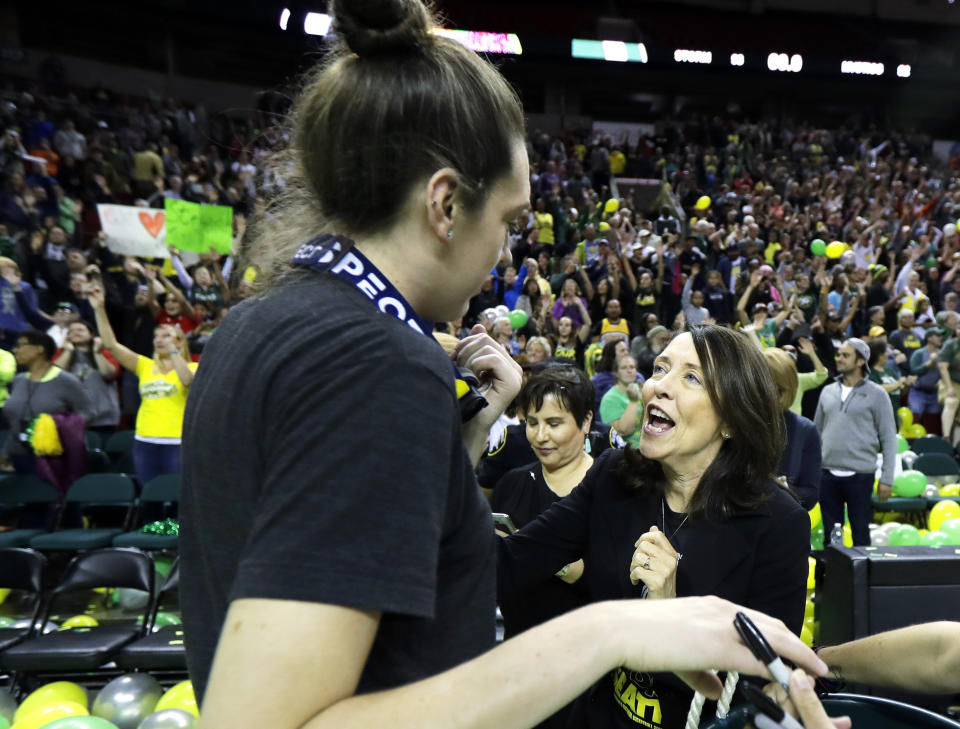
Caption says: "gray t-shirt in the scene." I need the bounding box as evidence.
[2,368,94,456]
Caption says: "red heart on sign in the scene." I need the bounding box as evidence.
[139,212,165,238]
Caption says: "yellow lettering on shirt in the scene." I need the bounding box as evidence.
[613,669,664,728]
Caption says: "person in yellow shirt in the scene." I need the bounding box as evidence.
[609,147,626,176]
[88,284,197,484]
[533,197,554,246]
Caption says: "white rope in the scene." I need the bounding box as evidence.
[684,671,740,728]
[685,690,707,729]
[716,671,740,718]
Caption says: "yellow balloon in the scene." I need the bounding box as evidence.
[800,624,814,647]
[929,500,960,531]
[940,484,960,497]
[804,599,815,621]
[59,615,99,630]
[11,701,87,729]
[695,195,711,210]
[155,681,199,718]
[897,407,914,428]
[14,683,87,722]
[0,587,9,605]
[803,615,815,633]
[808,503,822,530]
[826,241,846,258]
[843,524,853,547]
[603,199,619,214]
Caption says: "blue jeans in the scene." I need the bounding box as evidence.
[819,470,875,547]
[907,388,940,415]
[133,440,181,485]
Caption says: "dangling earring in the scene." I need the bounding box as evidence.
[446,230,454,240]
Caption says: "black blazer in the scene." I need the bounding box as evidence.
[778,409,822,510]
[498,448,810,729]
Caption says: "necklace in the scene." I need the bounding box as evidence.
[662,496,690,561]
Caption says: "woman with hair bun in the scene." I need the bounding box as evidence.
[179,2,829,728]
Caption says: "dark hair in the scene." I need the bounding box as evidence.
[68,319,96,344]
[597,339,624,373]
[17,329,56,360]
[619,325,786,519]
[868,338,887,368]
[292,0,525,237]
[517,365,594,428]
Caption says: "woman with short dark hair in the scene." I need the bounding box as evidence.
[3,329,93,474]
[500,325,810,729]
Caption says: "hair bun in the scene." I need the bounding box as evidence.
[332,0,432,58]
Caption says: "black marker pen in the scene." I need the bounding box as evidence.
[734,611,793,694]
[741,680,804,729]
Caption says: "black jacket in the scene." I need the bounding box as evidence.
[498,449,809,729]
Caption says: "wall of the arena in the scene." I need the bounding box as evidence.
[1,47,261,115]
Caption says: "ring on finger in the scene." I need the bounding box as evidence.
[642,557,651,570]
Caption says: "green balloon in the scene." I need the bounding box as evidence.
[154,611,182,628]
[508,309,528,329]
[0,617,14,628]
[889,524,922,546]
[893,469,926,498]
[810,523,824,550]
[0,715,9,729]
[896,434,909,454]
[39,718,119,729]
[811,239,827,256]
[941,518,960,545]
[920,531,950,547]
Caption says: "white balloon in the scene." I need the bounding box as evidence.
[137,709,196,729]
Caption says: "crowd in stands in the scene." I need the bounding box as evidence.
[0,79,269,484]
[467,119,960,442]
[1,75,958,491]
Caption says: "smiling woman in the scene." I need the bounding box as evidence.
[499,325,810,729]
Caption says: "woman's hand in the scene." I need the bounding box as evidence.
[764,671,852,729]
[625,383,641,402]
[452,324,523,426]
[88,285,106,311]
[629,526,678,599]
[606,597,828,700]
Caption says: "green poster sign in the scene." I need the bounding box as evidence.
[164,198,233,254]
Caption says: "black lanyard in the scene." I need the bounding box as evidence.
[291,234,487,422]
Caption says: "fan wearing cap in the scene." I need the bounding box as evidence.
[814,338,897,545]
[908,329,944,434]
[45,301,79,349]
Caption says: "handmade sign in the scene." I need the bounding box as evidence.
[97,204,170,259]
[164,198,233,254]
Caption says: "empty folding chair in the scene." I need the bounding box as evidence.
[0,548,46,656]
[29,474,136,552]
[113,475,180,550]
[117,559,184,670]
[0,476,61,548]
[1,548,154,672]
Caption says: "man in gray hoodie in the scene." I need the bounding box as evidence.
[814,337,897,546]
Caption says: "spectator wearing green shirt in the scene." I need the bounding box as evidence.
[598,355,643,447]
[909,329,943,435]
[937,323,960,442]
